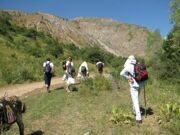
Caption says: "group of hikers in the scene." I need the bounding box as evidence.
[43,57,104,92]
[42,55,148,124]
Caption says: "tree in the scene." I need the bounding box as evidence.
[160,0,180,81]
[171,0,180,26]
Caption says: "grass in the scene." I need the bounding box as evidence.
[4,77,179,135]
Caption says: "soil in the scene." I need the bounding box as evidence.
[0,77,66,98]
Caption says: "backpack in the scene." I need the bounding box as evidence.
[67,62,75,75]
[97,63,103,70]
[62,61,66,70]
[134,63,148,82]
[45,63,51,73]
[1,100,16,124]
[81,66,87,74]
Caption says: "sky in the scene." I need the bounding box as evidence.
[0,0,172,37]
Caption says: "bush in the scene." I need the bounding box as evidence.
[110,106,134,125]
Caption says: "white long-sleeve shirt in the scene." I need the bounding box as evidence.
[78,61,88,73]
[66,60,74,74]
[43,61,54,73]
[120,59,139,88]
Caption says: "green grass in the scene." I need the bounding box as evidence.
[5,78,180,135]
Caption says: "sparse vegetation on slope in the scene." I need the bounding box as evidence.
[0,13,124,86]
[1,10,154,57]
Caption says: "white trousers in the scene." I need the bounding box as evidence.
[130,82,144,121]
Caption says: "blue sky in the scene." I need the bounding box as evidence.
[0,0,172,37]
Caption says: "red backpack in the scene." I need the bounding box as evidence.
[134,63,148,82]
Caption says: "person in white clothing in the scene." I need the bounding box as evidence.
[62,57,74,81]
[96,61,104,74]
[43,58,54,93]
[63,57,76,92]
[66,57,75,77]
[77,61,89,79]
[120,55,144,123]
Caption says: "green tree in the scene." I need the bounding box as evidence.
[160,0,180,81]
[171,0,180,26]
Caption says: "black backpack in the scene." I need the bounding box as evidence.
[81,66,87,74]
[97,63,103,70]
[62,61,66,70]
[45,63,51,73]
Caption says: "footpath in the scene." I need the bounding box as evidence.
[0,77,65,98]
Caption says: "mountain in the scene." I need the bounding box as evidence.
[1,10,152,57]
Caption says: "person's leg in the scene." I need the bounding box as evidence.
[48,73,52,92]
[98,68,103,74]
[130,87,142,122]
[62,72,68,81]
[44,74,48,89]
[46,73,52,93]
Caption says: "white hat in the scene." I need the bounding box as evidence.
[128,55,135,60]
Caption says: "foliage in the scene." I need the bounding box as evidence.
[0,12,12,35]
[145,0,180,83]
[79,76,112,96]
[170,0,180,26]
[83,47,105,63]
[160,103,180,122]
[0,13,121,86]
[158,0,180,82]
[110,106,134,125]
[159,102,180,135]
[145,29,163,68]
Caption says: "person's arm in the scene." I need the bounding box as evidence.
[43,62,46,72]
[120,67,130,80]
[50,63,54,73]
[78,65,82,73]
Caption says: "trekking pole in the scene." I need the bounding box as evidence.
[144,84,147,118]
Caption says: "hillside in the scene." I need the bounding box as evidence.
[1,10,151,57]
[0,12,124,86]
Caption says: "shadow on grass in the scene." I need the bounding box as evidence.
[28,130,44,135]
[54,87,64,91]
[140,107,154,116]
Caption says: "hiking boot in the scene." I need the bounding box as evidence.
[136,120,142,124]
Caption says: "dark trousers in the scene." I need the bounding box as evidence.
[44,73,52,87]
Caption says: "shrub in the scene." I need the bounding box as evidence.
[159,102,180,122]
[110,106,134,125]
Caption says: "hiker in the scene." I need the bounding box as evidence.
[66,57,75,78]
[64,57,76,92]
[62,57,74,81]
[120,55,145,123]
[96,60,104,74]
[43,58,54,93]
[77,61,89,79]
[62,60,67,81]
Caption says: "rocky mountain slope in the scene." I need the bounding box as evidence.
[1,10,151,57]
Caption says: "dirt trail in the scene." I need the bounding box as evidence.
[0,77,65,98]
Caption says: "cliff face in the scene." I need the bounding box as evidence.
[2,10,150,57]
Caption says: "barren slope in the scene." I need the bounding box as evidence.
[1,10,150,57]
